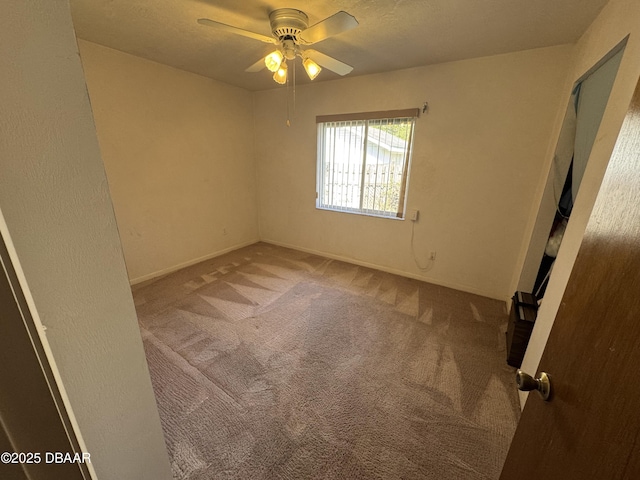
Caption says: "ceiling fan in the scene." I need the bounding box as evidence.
[197,8,358,85]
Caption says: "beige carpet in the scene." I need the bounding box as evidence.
[133,242,519,479]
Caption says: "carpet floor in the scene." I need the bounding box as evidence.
[132,242,520,480]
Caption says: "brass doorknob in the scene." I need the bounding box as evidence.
[516,370,552,401]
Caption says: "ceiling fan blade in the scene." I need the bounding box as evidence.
[305,50,353,76]
[299,11,358,45]
[197,18,276,44]
[245,57,266,73]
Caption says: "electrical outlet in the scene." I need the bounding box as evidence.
[410,209,419,221]
[429,251,437,261]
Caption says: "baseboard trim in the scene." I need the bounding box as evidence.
[129,237,506,302]
[129,238,260,285]
[261,238,503,301]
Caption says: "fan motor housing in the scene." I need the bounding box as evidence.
[269,8,308,42]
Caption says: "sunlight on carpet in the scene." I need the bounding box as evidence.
[132,242,520,479]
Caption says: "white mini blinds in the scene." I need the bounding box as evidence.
[316,109,418,219]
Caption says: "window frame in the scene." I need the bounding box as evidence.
[315,109,419,220]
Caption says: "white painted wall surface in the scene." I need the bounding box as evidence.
[253,46,572,300]
[0,2,172,479]
[78,40,259,283]
[518,0,640,407]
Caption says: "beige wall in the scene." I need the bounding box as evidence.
[78,40,259,283]
[253,45,572,300]
[0,1,171,479]
[518,0,640,406]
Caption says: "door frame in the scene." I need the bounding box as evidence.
[516,37,628,295]
[0,226,92,480]
[501,70,640,479]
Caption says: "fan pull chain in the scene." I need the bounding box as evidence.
[292,59,297,124]
[285,59,297,127]
[285,62,291,127]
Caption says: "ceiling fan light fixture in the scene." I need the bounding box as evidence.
[273,61,288,84]
[197,8,358,89]
[303,57,322,80]
[265,50,284,72]
[282,39,297,60]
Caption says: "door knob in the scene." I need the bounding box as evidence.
[516,370,552,401]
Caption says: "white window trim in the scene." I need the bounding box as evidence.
[315,109,418,219]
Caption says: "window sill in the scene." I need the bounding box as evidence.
[315,205,405,220]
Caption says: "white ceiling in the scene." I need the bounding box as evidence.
[70,0,609,92]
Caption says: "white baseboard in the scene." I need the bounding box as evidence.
[260,238,503,301]
[129,236,506,303]
[129,238,260,285]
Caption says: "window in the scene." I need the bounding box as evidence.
[316,109,418,219]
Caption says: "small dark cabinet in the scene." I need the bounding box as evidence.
[506,292,538,368]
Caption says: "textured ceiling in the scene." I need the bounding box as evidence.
[70,0,609,91]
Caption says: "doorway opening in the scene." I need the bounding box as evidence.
[518,42,626,300]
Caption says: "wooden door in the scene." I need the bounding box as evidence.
[0,233,88,480]
[500,78,640,479]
